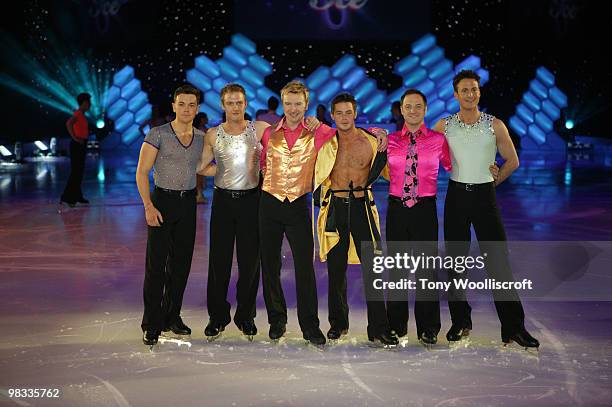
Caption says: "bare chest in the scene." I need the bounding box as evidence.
[330,136,373,194]
[335,137,372,170]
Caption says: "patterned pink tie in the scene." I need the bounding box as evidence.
[401,130,419,208]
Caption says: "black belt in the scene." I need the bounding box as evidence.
[388,195,436,204]
[215,186,259,199]
[332,195,366,204]
[323,182,382,255]
[449,179,494,192]
[155,186,197,197]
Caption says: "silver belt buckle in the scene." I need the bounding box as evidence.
[465,184,474,192]
[231,191,240,199]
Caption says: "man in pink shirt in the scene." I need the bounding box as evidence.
[385,89,451,346]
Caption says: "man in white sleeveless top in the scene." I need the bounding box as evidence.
[197,83,321,341]
[433,70,539,349]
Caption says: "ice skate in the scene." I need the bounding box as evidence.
[143,329,160,350]
[303,327,326,350]
[419,331,437,350]
[502,328,540,353]
[326,327,348,344]
[368,330,399,349]
[204,320,226,342]
[236,320,257,342]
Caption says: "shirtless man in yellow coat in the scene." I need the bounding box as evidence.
[314,93,398,346]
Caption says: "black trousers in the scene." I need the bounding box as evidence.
[141,188,197,331]
[386,197,441,338]
[259,191,319,332]
[61,140,86,202]
[207,188,260,326]
[327,197,390,338]
[444,180,525,335]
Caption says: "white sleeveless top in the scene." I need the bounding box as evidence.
[213,121,261,190]
[444,112,497,184]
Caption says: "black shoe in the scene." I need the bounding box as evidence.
[164,317,191,336]
[76,198,89,204]
[303,327,326,346]
[60,199,76,207]
[236,320,257,337]
[446,324,471,342]
[502,328,539,348]
[369,330,399,346]
[269,323,286,340]
[143,329,161,346]
[390,326,407,338]
[327,326,348,340]
[419,331,438,345]
[204,320,226,338]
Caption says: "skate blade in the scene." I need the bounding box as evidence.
[158,337,192,348]
[327,334,348,345]
[448,337,471,349]
[244,334,254,342]
[368,340,398,350]
[161,331,191,339]
[419,339,437,350]
[502,341,540,356]
[270,337,286,344]
[305,340,325,351]
[206,332,222,342]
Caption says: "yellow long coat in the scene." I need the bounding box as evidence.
[314,129,388,264]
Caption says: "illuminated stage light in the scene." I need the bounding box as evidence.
[101,65,152,151]
[0,33,111,122]
[34,141,49,151]
[565,120,575,130]
[0,145,12,157]
[96,119,105,129]
[97,161,106,182]
[509,67,568,151]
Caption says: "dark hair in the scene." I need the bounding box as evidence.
[330,93,357,114]
[391,100,401,110]
[193,112,208,127]
[220,83,246,103]
[400,89,427,106]
[76,93,91,105]
[267,96,279,110]
[453,70,481,91]
[173,84,201,103]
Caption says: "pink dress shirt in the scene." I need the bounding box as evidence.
[260,117,336,169]
[387,123,451,198]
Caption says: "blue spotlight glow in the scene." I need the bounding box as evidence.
[0,33,111,119]
[565,119,574,130]
[96,119,105,129]
[97,160,106,182]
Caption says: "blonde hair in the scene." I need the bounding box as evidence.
[220,83,246,104]
[280,80,309,106]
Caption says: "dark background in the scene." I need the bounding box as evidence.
[0,0,608,142]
